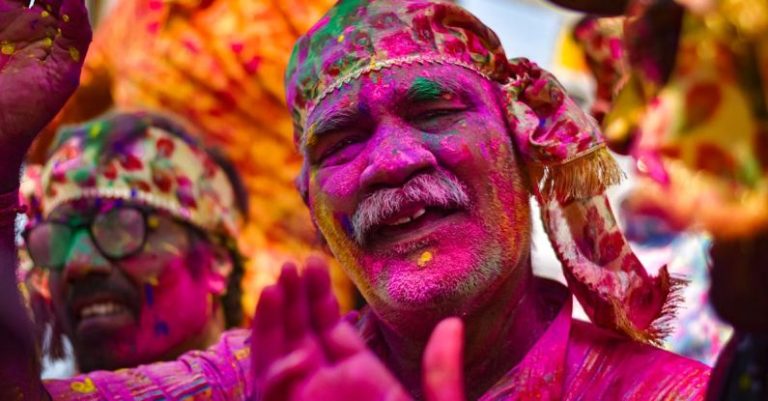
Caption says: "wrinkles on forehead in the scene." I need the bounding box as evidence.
[303,66,480,154]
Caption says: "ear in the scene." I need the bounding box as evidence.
[203,244,233,296]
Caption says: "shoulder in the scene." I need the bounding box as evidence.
[44,329,252,401]
[564,320,710,401]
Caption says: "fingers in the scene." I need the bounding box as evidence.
[251,285,286,380]
[56,0,90,52]
[280,263,312,347]
[423,318,465,401]
[304,256,340,333]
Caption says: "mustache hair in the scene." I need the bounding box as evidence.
[352,172,470,245]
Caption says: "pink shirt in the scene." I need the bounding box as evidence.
[44,279,709,400]
[44,329,252,400]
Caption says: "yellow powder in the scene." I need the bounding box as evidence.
[68,46,80,62]
[1,42,15,56]
[417,251,433,268]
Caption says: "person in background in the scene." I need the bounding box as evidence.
[31,0,353,316]
[19,110,251,376]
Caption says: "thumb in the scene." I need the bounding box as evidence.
[422,317,465,401]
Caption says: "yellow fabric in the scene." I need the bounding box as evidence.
[39,0,352,317]
[604,0,768,238]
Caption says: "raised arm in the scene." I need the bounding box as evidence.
[0,0,91,399]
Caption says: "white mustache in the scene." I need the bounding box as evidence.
[352,173,470,245]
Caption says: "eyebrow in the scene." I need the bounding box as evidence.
[304,105,360,150]
[405,76,467,104]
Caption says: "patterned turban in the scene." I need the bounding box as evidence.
[286,0,683,344]
[35,111,244,240]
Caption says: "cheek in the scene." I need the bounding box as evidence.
[309,165,361,235]
[429,117,512,171]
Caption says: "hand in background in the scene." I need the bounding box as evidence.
[0,0,91,190]
[250,259,466,401]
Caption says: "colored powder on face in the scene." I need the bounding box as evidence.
[417,250,433,268]
[147,215,160,229]
[144,283,154,306]
[154,321,169,336]
[338,214,354,238]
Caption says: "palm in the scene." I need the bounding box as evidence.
[0,0,90,167]
[251,262,466,401]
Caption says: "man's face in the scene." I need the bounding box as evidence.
[44,199,225,372]
[302,64,532,317]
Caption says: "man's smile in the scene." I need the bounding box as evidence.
[73,296,136,336]
[65,275,141,339]
[368,204,466,250]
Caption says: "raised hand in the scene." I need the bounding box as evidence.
[250,259,467,401]
[0,0,91,190]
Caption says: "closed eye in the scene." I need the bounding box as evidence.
[317,136,363,166]
[408,107,467,131]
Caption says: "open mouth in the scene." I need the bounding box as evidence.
[71,295,137,335]
[368,202,463,245]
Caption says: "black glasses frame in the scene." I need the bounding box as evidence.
[23,206,152,272]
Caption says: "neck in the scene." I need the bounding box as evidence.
[372,259,551,400]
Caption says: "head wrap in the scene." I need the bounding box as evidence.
[286,0,682,344]
[34,111,243,239]
[601,0,768,239]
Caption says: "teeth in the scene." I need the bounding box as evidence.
[80,302,127,319]
[385,208,428,227]
[412,208,426,219]
[389,216,412,226]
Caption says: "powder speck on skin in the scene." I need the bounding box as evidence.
[154,321,169,336]
[144,283,155,306]
[417,250,433,267]
[68,46,80,62]
[1,42,14,55]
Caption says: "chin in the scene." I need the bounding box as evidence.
[374,242,505,312]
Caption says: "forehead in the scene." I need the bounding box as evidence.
[320,64,490,107]
[303,64,497,144]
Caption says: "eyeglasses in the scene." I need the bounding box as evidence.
[24,207,153,271]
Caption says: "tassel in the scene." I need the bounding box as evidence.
[530,145,625,204]
[611,268,688,346]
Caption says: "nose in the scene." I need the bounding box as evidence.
[359,125,437,191]
[61,229,112,282]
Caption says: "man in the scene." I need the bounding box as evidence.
[20,110,250,374]
[250,0,710,399]
[0,0,709,400]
